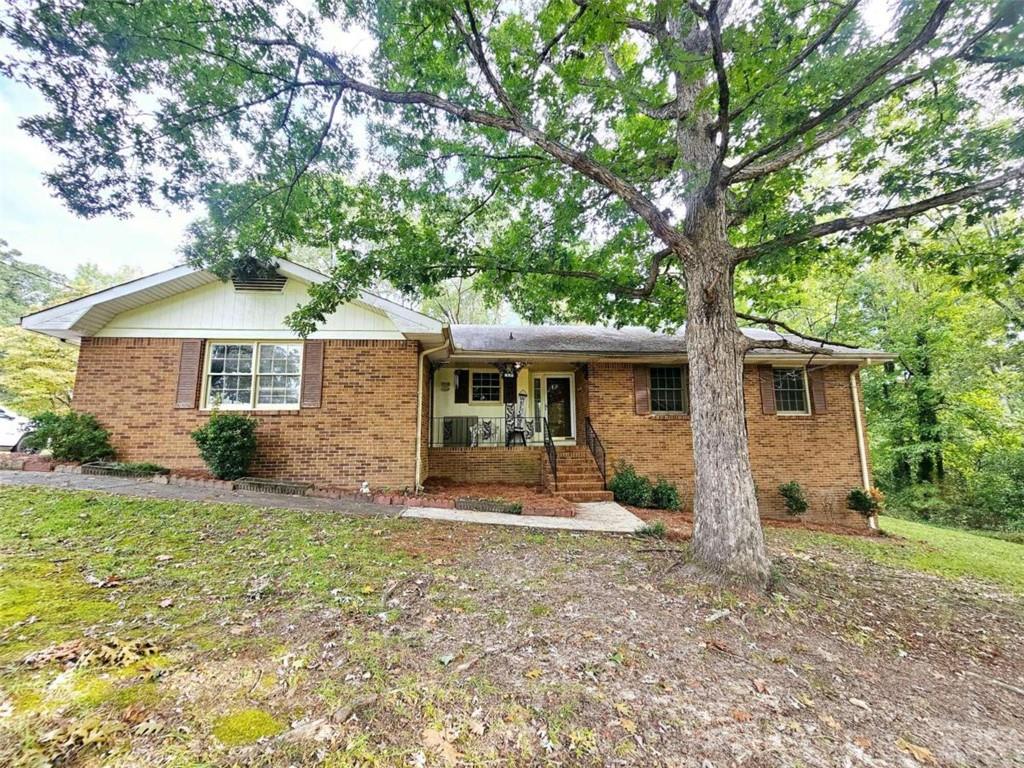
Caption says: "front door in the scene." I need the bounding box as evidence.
[539,375,574,439]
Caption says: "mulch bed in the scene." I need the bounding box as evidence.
[630,507,882,541]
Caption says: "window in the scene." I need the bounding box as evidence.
[772,367,809,414]
[650,366,688,413]
[470,371,501,402]
[206,343,302,409]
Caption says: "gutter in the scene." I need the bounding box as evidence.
[849,367,877,530]
[414,334,451,490]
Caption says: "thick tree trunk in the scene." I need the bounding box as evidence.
[685,253,770,587]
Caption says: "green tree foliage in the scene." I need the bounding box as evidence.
[0,246,142,416]
[0,239,65,325]
[777,218,1023,531]
[3,0,1022,582]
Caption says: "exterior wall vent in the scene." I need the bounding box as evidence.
[230,273,288,292]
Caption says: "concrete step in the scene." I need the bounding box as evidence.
[558,490,615,502]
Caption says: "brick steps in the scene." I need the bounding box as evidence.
[559,490,615,502]
[542,447,614,504]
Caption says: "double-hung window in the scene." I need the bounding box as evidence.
[772,367,810,414]
[205,342,303,409]
[470,371,501,403]
[650,366,688,413]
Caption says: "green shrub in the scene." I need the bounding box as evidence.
[191,412,258,480]
[608,461,653,507]
[650,478,681,511]
[778,481,808,516]
[635,520,666,539]
[23,411,114,463]
[110,461,169,475]
[846,487,880,517]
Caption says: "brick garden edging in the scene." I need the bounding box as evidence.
[0,458,571,516]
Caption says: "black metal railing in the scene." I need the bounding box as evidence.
[584,417,606,487]
[542,417,558,489]
[430,416,507,448]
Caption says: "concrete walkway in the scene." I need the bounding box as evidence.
[402,501,645,533]
[0,471,644,533]
[0,470,398,517]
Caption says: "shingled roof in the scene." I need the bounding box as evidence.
[448,324,891,360]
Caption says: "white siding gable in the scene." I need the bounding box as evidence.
[95,277,402,339]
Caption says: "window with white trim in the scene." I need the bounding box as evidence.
[470,371,501,402]
[205,342,302,409]
[650,366,688,413]
[772,367,810,414]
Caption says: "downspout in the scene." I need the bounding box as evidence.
[415,336,450,491]
[850,366,876,530]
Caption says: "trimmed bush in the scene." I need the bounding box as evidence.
[191,412,258,480]
[23,411,114,463]
[778,481,808,516]
[608,462,653,507]
[847,487,881,517]
[651,478,681,511]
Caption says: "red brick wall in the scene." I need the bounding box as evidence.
[426,446,543,485]
[72,337,420,488]
[587,362,869,527]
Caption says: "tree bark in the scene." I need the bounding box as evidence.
[685,243,770,587]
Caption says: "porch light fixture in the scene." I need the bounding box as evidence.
[493,361,526,378]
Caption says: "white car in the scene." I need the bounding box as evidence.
[0,407,30,452]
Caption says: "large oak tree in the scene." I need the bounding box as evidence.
[3,0,1021,584]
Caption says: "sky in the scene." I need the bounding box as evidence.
[0,78,195,276]
[0,1,892,279]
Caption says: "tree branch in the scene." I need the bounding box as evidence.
[735,167,1024,262]
[727,0,953,181]
[736,311,863,349]
[704,0,730,195]
[729,0,860,122]
[727,69,928,184]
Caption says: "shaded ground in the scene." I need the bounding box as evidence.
[1,487,1022,767]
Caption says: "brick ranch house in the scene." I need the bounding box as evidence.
[21,259,893,526]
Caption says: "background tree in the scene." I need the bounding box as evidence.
[772,212,1023,532]
[0,245,140,415]
[3,0,1022,584]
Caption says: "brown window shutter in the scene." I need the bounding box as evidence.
[633,365,650,415]
[681,364,691,414]
[175,339,204,409]
[300,340,325,408]
[809,367,828,413]
[454,370,469,404]
[758,365,777,415]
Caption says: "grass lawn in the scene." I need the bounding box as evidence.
[780,515,1024,595]
[1,486,1022,767]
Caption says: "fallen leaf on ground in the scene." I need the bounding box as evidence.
[897,738,937,765]
[752,678,768,694]
[421,728,459,766]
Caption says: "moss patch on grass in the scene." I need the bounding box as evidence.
[212,708,285,746]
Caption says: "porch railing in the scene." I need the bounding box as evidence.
[584,417,606,488]
[429,416,507,448]
[542,417,558,489]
